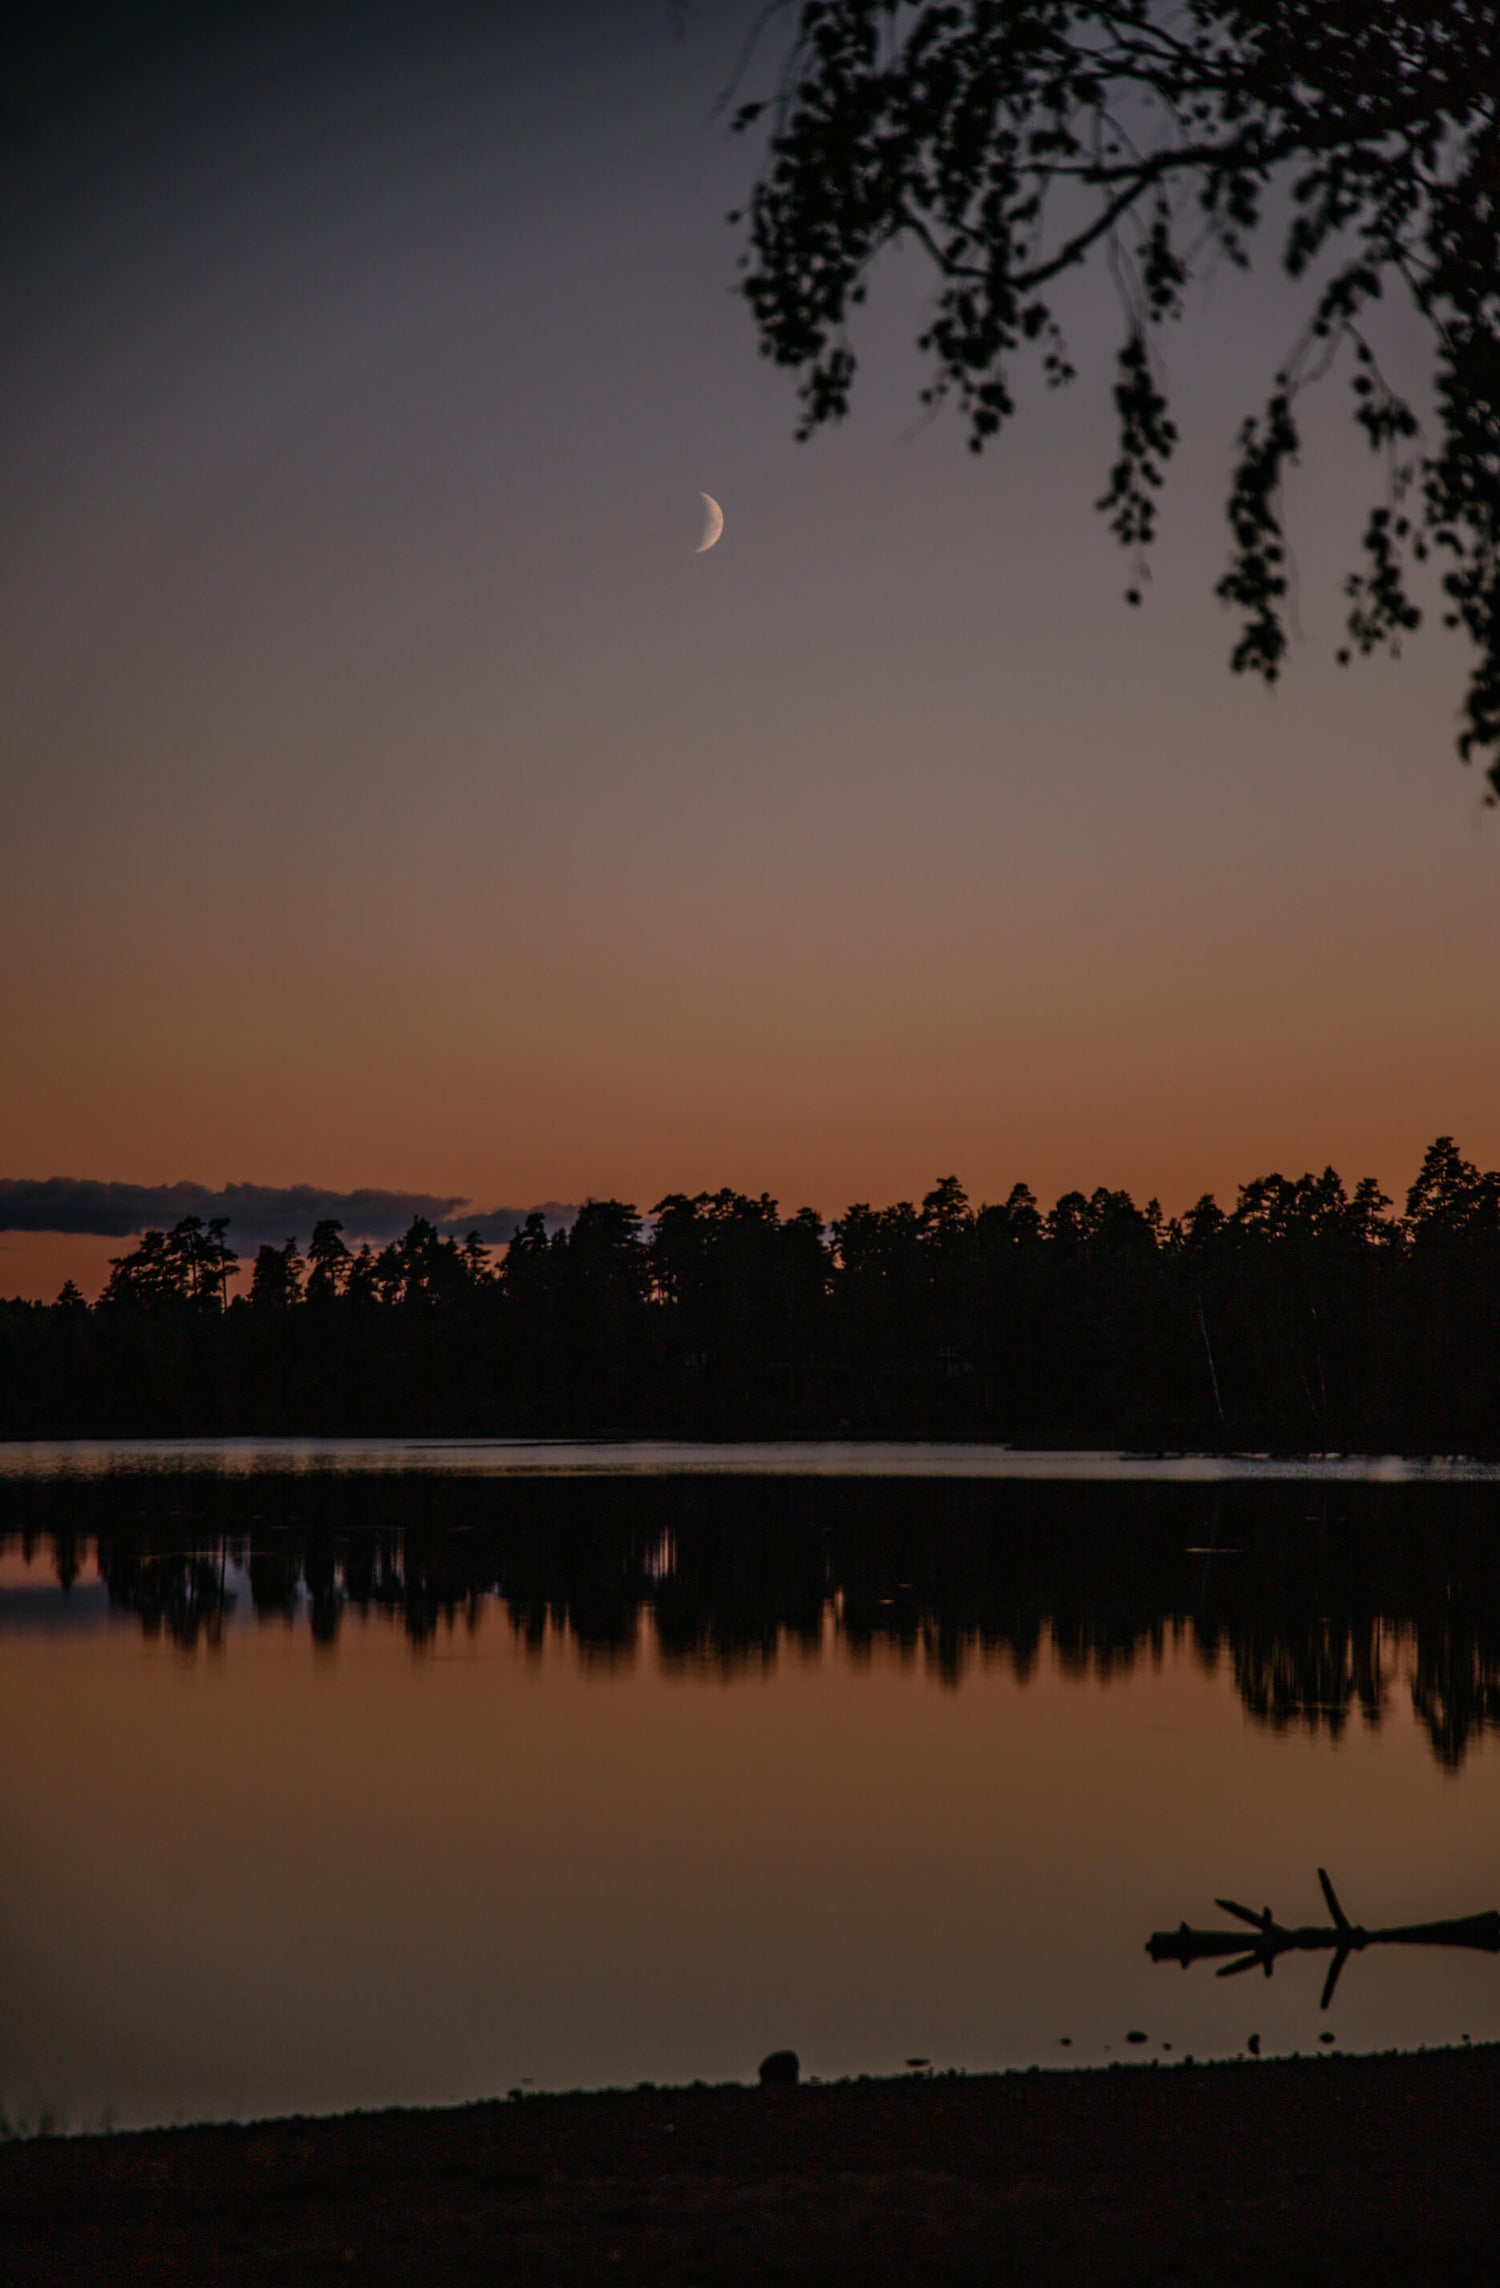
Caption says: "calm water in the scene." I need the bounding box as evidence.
[5,1442,1500,2131]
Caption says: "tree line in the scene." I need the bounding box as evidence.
[1,1136,1498,1448]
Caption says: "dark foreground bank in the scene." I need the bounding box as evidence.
[4,2047,1498,2285]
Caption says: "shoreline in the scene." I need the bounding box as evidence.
[6,1434,1500,1477]
[8,2045,1500,2282]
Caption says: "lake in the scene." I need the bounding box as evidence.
[4,1441,1500,2132]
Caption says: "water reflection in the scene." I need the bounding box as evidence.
[6,1471,1500,1768]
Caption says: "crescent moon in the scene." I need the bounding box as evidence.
[696,491,724,553]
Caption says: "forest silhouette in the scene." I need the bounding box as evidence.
[5,1471,1500,1772]
[2,1135,1498,1449]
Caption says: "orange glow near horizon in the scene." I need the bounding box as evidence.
[3,7,1497,1306]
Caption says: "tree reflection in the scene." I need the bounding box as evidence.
[1227,1617,1391,1743]
[93,1534,234,1650]
[7,1471,1500,1768]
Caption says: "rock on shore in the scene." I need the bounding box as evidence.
[5,2046,1500,2283]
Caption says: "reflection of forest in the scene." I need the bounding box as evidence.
[6,1473,1500,1770]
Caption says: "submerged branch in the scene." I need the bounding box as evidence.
[1149,1870,1500,2008]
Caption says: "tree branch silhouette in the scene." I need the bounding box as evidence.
[731,1,1500,789]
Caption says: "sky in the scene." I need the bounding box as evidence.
[4,1,1498,1300]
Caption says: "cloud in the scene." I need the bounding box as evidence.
[0,1179,576,1252]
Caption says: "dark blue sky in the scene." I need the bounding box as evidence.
[3,1,1496,1296]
